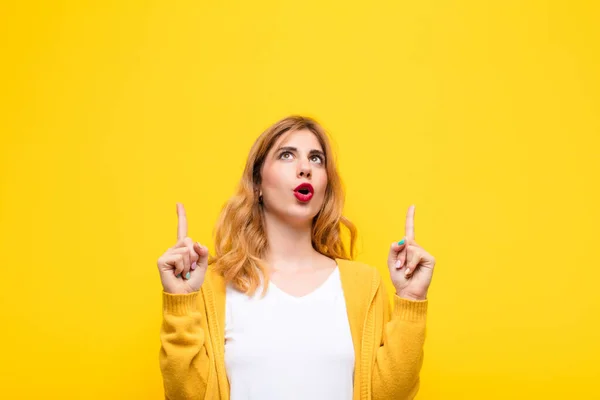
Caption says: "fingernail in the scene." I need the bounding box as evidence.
[394,260,401,269]
[185,271,191,279]
[176,273,181,278]
[405,268,410,275]
[398,239,405,245]
[191,262,197,270]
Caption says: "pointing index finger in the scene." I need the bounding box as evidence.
[176,203,188,241]
[405,204,415,240]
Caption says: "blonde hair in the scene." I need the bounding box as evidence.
[209,115,357,296]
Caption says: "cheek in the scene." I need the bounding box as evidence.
[315,172,328,196]
[263,165,291,191]
[275,168,292,189]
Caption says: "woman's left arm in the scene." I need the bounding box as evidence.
[372,284,428,400]
[372,204,436,399]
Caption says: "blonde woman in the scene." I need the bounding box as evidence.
[157,115,436,400]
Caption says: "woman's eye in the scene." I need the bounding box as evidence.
[279,152,322,164]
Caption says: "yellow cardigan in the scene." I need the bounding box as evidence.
[159,258,428,400]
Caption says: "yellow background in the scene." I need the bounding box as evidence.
[1,1,599,398]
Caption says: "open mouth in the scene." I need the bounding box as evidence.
[294,183,314,202]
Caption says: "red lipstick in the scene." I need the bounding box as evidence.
[293,183,314,202]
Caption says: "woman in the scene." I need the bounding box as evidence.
[157,115,436,400]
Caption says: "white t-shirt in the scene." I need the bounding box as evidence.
[224,266,355,400]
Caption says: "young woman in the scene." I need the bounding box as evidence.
[157,115,436,400]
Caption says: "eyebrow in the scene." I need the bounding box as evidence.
[276,146,326,158]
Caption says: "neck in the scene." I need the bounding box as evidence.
[262,212,317,272]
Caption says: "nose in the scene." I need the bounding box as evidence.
[297,159,311,179]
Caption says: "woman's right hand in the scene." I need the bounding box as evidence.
[157,203,209,294]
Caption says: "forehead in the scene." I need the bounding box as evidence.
[275,128,323,151]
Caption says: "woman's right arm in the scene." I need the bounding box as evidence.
[157,203,212,399]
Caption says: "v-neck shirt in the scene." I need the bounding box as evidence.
[224,266,355,400]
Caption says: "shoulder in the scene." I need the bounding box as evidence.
[336,258,386,299]
[202,264,227,296]
[337,258,383,281]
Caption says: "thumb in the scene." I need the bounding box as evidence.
[388,238,407,269]
[184,242,209,292]
[193,242,209,268]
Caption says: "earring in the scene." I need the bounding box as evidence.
[259,193,263,204]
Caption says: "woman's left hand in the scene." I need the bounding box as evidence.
[387,205,436,301]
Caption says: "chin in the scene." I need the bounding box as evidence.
[283,205,321,226]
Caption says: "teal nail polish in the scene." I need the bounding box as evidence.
[398,239,405,245]
[185,272,191,280]
[176,273,181,278]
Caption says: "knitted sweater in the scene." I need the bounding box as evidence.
[159,258,428,400]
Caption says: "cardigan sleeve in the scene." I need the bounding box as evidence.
[371,281,429,400]
[159,290,212,400]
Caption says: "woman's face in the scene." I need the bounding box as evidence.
[259,129,328,227]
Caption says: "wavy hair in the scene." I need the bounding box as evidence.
[209,115,357,296]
